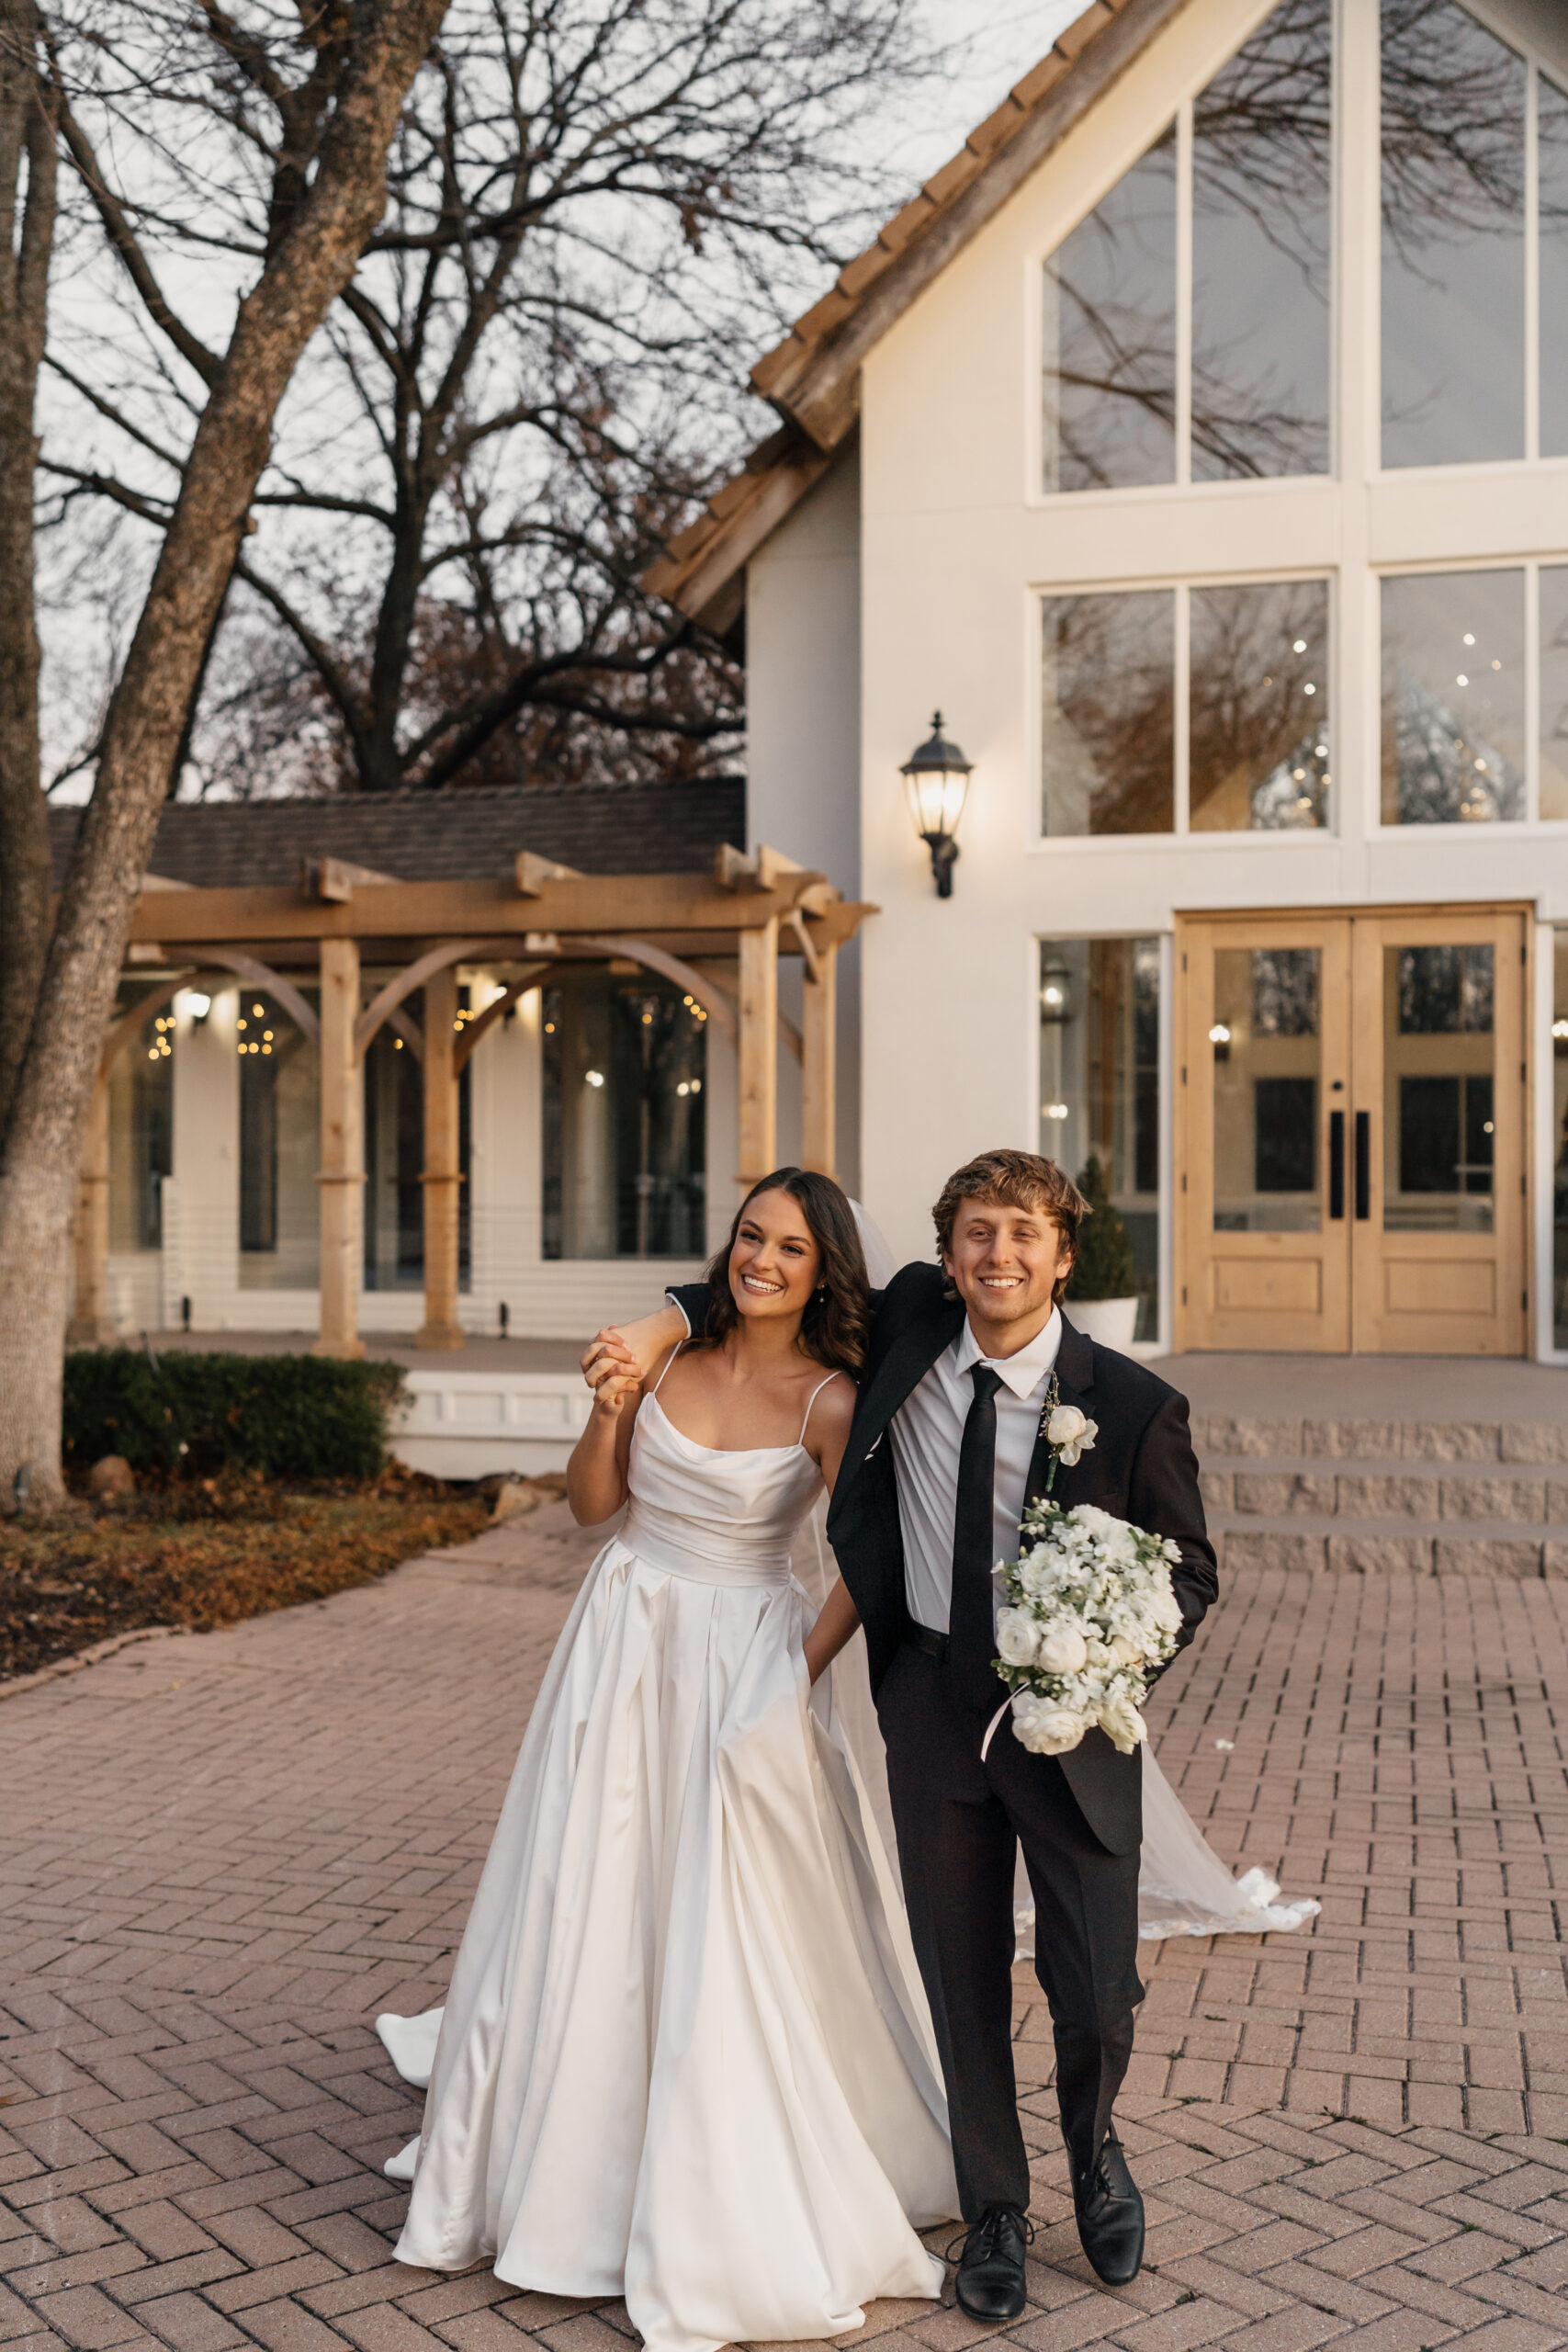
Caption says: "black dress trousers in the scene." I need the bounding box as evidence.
[876,1643,1144,2219]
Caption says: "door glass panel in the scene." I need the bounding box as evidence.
[1382,944,1495,1234]
[1213,947,1321,1231]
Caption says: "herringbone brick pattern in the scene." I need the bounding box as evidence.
[3,1509,1566,2352]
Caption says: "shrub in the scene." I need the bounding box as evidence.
[1065,1157,1136,1303]
[62,1350,405,1483]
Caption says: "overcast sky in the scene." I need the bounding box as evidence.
[887,0,1089,187]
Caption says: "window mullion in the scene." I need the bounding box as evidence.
[1527,60,1540,464]
[1175,582,1190,834]
[1528,560,1540,825]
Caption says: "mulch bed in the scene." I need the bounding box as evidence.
[0,1469,491,1684]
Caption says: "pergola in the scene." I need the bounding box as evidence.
[73,846,874,1358]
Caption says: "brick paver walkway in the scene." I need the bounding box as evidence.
[3,1510,1567,2352]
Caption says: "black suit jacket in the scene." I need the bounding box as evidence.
[667,1264,1217,1853]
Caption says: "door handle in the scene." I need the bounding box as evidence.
[1329,1110,1345,1219]
[1354,1111,1371,1220]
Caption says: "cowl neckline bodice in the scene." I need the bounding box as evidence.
[622,1390,827,1584]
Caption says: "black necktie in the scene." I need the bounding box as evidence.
[945,1363,1004,1713]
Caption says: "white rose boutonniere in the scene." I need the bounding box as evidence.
[1038,1374,1098,1490]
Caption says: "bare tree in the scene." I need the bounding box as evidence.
[41,0,925,797]
[0,0,449,1506]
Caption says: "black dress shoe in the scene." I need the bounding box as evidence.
[1073,2134,1145,2285]
[949,2205,1032,2321]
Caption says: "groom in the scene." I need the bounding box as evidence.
[603,1148,1216,2312]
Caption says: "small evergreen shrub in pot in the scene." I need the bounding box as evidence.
[1064,1157,1141,1352]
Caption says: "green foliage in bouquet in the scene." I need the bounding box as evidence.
[1066,1155,1135,1303]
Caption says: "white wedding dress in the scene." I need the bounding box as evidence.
[386,1374,954,2352]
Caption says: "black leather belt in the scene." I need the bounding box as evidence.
[905,1622,949,1664]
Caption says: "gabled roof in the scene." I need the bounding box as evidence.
[645,0,1190,623]
[49,779,745,894]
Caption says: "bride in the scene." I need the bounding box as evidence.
[386,1170,956,2352]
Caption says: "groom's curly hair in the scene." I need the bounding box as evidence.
[932,1149,1088,1306]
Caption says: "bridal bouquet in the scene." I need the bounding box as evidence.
[984,1499,1184,1759]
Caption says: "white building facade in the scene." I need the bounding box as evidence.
[668,0,1568,1359]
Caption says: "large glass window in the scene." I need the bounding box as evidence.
[1043,124,1177,492]
[1190,581,1330,830]
[1543,568,1568,824]
[1042,592,1174,834]
[239,990,321,1289]
[543,974,706,1260]
[1039,938,1160,1341]
[362,1011,471,1293]
[1043,0,1331,493]
[1043,578,1331,838]
[1192,0,1332,481]
[108,1001,173,1253]
[1380,570,1526,824]
[1544,77,1568,461]
[1381,3,1568,469]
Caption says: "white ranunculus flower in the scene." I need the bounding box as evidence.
[1098,1693,1147,1754]
[1036,1621,1089,1676]
[1015,1703,1093,1756]
[995,1608,1041,1669]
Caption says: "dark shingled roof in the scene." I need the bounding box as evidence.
[48,780,746,893]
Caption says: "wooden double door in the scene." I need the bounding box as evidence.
[1176,909,1528,1354]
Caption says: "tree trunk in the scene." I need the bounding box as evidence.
[0,0,55,1138]
[0,0,448,1504]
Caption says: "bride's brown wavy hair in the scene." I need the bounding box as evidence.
[694,1169,870,1377]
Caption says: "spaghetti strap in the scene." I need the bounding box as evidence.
[649,1342,685,1398]
[798,1372,842,1447]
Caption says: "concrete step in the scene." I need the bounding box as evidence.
[1200,1458,1568,1523]
[1190,1413,1568,1465]
[1209,1512,1567,1578]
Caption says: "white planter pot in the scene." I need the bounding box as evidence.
[1066,1296,1140,1352]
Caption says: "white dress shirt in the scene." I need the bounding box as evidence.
[890,1306,1064,1635]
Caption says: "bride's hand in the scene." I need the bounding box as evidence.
[582,1327,641,1402]
[591,1363,639,1419]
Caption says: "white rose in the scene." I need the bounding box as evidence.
[1098,1694,1147,1754]
[1036,1622,1089,1676]
[1047,1408,1099,1467]
[1109,1634,1143,1668]
[995,1608,1041,1669]
[1069,1503,1114,1537]
[1014,1702,1092,1756]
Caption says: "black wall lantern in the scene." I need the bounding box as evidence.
[900,712,973,898]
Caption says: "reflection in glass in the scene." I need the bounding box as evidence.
[1381,0,1525,469]
[1543,78,1568,460]
[361,1012,471,1293]
[1042,591,1174,835]
[1380,570,1526,823]
[1038,938,1161,1340]
[1190,580,1330,830]
[1554,933,1568,1347]
[107,1001,173,1255]
[1542,569,1568,823]
[1213,948,1321,1232]
[543,974,706,1260]
[1191,0,1332,481]
[239,989,321,1289]
[1382,944,1494,1232]
[1043,123,1176,492]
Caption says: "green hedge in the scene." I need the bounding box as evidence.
[62,1350,405,1483]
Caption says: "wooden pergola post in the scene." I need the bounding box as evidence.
[801,938,838,1179]
[314,936,366,1360]
[418,966,464,1350]
[67,1069,115,1345]
[738,914,779,1185]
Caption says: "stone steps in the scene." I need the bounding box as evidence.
[1189,1411,1568,1577]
